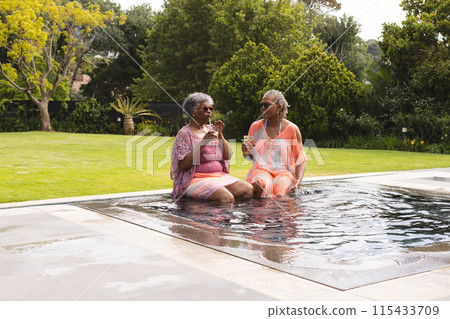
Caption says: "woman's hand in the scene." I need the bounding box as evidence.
[287,181,301,194]
[214,120,225,136]
[201,131,218,145]
[241,138,255,158]
[242,143,251,155]
[241,141,253,155]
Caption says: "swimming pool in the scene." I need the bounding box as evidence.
[75,180,450,290]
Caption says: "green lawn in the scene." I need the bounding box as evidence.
[1,131,449,203]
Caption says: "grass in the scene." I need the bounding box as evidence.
[0,131,449,203]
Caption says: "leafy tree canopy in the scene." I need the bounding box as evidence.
[269,46,360,139]
[313,13,373,81]
[300,0,341,11]
[82,3,154,103]
[134,0,316,101]
[380,0,449,102]
[209,42,359,139]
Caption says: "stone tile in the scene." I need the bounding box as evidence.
[49,207,149,241]
[0,247,38,276]
[3,235,135,270]
[45,246,225,300]
[0,270,73,300]
[222,267,335,300]
[433,266,450,276]
[134,231,255,272]
[350,271,450,301]
[117,278,275,301]
[35,204,98,214]
[0,206,43,217]
[0,212,98,246]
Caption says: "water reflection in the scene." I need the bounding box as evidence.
[156,181,450,263]
[167,197,303,263]
[76,181,450,265]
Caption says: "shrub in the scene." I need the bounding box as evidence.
[315,138,346,148]
[53,98,116,134]
[136,120,171,136]
[403,138,426,152]
[0,100,40,132]
[334,111,381,139]
[378,135,403,151]
[344,135,403,151]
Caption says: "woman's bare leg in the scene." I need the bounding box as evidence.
[225,180,253,200]
[207,186,235,203]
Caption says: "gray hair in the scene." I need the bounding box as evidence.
[263,89,289,119]
[182,92,214,115]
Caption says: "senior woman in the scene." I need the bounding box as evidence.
[242,90,307,197]
[171,92,253,203]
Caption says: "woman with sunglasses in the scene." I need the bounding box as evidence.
[242,90,307,197]
[171,92,253,203]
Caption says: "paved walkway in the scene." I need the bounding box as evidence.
[0,169,449,300]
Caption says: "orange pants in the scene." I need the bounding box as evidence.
[246,168,294,197]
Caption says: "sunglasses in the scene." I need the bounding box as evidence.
[258,102,277,109]
[202,105,213,112]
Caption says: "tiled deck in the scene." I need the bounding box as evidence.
[0,168,449,300]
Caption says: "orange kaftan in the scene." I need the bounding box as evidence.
[245,120,306,197]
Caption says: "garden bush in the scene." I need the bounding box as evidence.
[52,98,116,134]
[136,120,172,136]
[0,100,40,131]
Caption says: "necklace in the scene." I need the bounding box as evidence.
[264,119,282,134]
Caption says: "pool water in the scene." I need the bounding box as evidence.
[75,180,450,290]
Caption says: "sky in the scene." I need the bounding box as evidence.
[115,0,406,40]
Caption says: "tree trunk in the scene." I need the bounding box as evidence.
[36,96,52,132]
[123,115,135,135]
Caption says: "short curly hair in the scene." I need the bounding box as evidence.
[182,92,214,116]
[263,89,289,119]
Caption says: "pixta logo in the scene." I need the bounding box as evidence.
[126,130,173,175]
[304,139,325,165]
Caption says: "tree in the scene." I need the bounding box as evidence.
[314,14,359,61]
[380,0,449,101]
[64,0,124,85]
[269,46,360,139]
[300,0,341,11]
[340,39,373,82]
[82,3,154,103]
[366,39,382,60]
[209,41,282,138]
[374,0,449,142]
[313,13,373,81]
[208,0,312,66]
[134,0,315,101]
[0,0,122,131]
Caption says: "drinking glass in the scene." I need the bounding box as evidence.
[243,135,253,152]
[208,125,219,145]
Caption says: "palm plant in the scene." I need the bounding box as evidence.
[111,96,162,135]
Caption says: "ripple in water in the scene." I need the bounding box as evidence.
[145,181,450,262]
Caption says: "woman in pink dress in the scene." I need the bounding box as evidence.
[242,90,307,197]
[171,92,253,203]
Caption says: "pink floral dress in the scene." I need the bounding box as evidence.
[170,125,231,198]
